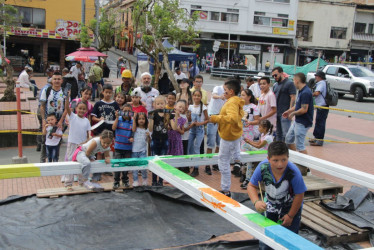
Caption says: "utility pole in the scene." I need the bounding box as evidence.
[81,0,86,48]
[95,0,100,48]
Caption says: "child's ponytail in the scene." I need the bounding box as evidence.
[259,120,273,135]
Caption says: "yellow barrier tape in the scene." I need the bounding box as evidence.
[314,105,374,115]
[307,137,374,144]
[0,130,42,135]
[1,109,37,115]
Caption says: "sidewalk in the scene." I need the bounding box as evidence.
[108,47,137,65]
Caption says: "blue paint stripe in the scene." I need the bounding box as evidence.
[265,225,322,250]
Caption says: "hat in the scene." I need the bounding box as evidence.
[94,60,100,65]
[121,69,132,78]
[254,72,265,79]
[175,67,180,71]
[315,70,326,80]
[131,90,141,97]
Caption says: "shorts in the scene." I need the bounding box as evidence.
[285,121,310,151]
[206,122,220,149]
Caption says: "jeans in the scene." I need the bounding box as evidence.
[259,208,302,250]
[132,151,148,182]
[313,108,329,142]
[151,138,168,184]
[188,126,205,169]
[30,80,38,98]
[91,81,99,100]
[77,80,86,96]
[114,149,131,183]
[207,122,220,149]
[285,122,311,151]
[218,138,241,192]
[46,145,58,162]
[276,115,292,142]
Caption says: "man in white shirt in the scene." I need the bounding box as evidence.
[18,67,38,97]
[250,72,265,99]
[173,67,186,83]
[133,72,159,112]
[206,85,226,174]
[70,62,83,83]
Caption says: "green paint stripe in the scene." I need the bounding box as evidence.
[243,213,279,227]
[105,157,155,168]
[154,160,195,180]
[160,153,216,159]
[245,150,268,155]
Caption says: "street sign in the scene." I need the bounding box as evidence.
[213,40,221,47]
[213,45,219,52]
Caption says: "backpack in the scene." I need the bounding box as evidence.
[323,81,338,106]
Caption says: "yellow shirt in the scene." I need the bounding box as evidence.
[190,87,208,105]
[165,105,174,110]
[210,96,244,141]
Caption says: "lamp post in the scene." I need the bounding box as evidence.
[227,2,238,69]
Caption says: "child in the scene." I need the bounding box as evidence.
[188,90,208,177]
[131,90,147,114]
[241,119,274,189]
[178,100,193,173]
[247,141,306,250]
[115,91,127,110]
[148,96,177,186]
[71,129,114,191]
[132,112,150,186]
[258,77,277,130]
[168,100,186,156]
[43,114,63,162]
[176,78,192,105]
[165,92,176,110]
[70,86,93,121]
[64,92,91,191]
[112,103,133,189]
[209,79,244,197]
[91,84,120,181]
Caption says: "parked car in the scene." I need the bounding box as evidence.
[306,64,374,102]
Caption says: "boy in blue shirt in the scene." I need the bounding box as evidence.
[247,141,307,250]
[112,103,133,189]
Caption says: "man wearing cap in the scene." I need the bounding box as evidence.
[250,72,264,99]
[310,70,328,146]
[174,67,186,82]
[89,60,103,101]
[134,72,159,111]
[115,69,134,96]
[272,66,296,142]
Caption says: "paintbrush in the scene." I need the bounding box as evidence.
[258,181,267,218]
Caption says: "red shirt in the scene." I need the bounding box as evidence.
[132,105,148,114]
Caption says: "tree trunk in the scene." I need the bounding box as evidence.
[0,48,16,102]
[162,50,180,93]
[153,59,161,90]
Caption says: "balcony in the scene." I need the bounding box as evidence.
[352,32,374,42]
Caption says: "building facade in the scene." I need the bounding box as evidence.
[5,0,95,72]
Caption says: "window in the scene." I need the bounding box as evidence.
[354,22,366,33]
[326,66,337,76]
[210,12,220,21]
[330,27,347,39]
[254,16,271,26]
[369,24,374,34]
[13,6,45,29]
[274,0,290,3]
[254,12,287,27]
[297,21,313,41]
[221,12,228,22]
[337,68,349,77]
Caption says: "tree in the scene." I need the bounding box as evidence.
[132,0,199,92]
[78,25,93,48]
[0,2,20,102]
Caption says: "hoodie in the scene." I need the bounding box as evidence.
[210,96,244,141]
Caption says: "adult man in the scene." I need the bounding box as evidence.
[272,66,296,142]
[117,57,126,78]
[310,71,329,146]
[173,67,186,82]
[62,68,78,99]
[89,60,103,101]
[201,57,207,72]
[188,62,200,79]
[206,84,225,174]
[283,73,314,154]
[190,75,208,105]
[70,62,83,83]
[18,67,38,98]
[39,72,67,162]
[115,69,134,96]
[245,77,254,89]
[250,72,264,99]
[134,72,159,111]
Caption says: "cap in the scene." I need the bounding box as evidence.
[121,69,132,78]
[175,67,180,71]
[131,90,141,97]
[315,70,326,79]
[46,68,54,73]
[94,60,100,65]
[254,72,265,79]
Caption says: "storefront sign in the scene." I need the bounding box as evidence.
[200,11,208,20]
[239,44,261,51]
[272,18,283,27]
[55,19,81,38]
[288,20,295,31]
[219,42,237,49]
[273,27,288,35]
[267,46,280,53]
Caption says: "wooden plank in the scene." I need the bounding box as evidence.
[303,205,356,234]
[309,202,368,233]
[302,210,346,235]
[301,217,336,237]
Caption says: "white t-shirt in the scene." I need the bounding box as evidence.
[249,82,262,99]
[67,112,91,144]
[70,65,81,82]
[81,137,111,157]
[258,90,277,128]
[134,87,159,112]
[174,72,186,81]
[17,70,31,88]
[260,133,274,150]
[208,85,225,115]
[188,104,207,122]
[243,103,260,136]
[45,126,63,146]
[180,114,189,141]
[40,87,65,121]
[132,127,149,153]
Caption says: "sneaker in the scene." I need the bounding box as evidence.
[142,179,148,186]
[190,168,199,177]
[241,180,249,189]
[310,141,323,146]
[212,164,219,171]
[205,166,212,175]
[92,182,104,192]
[219,190,231,197]
[122,180,130,188]
[74,175,79,182]
[133,180,139,187]
[113,182,120,189]
[36,144,41,152]
[240,174,246,183]
[231,163,241,177]
[61,175,65,183]
[84,180,95,190]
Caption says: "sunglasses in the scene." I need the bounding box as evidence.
[272,74,278,78]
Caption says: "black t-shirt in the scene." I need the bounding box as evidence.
[92,100,120,135]
[152,111,174,140]
[273,78,296,115]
